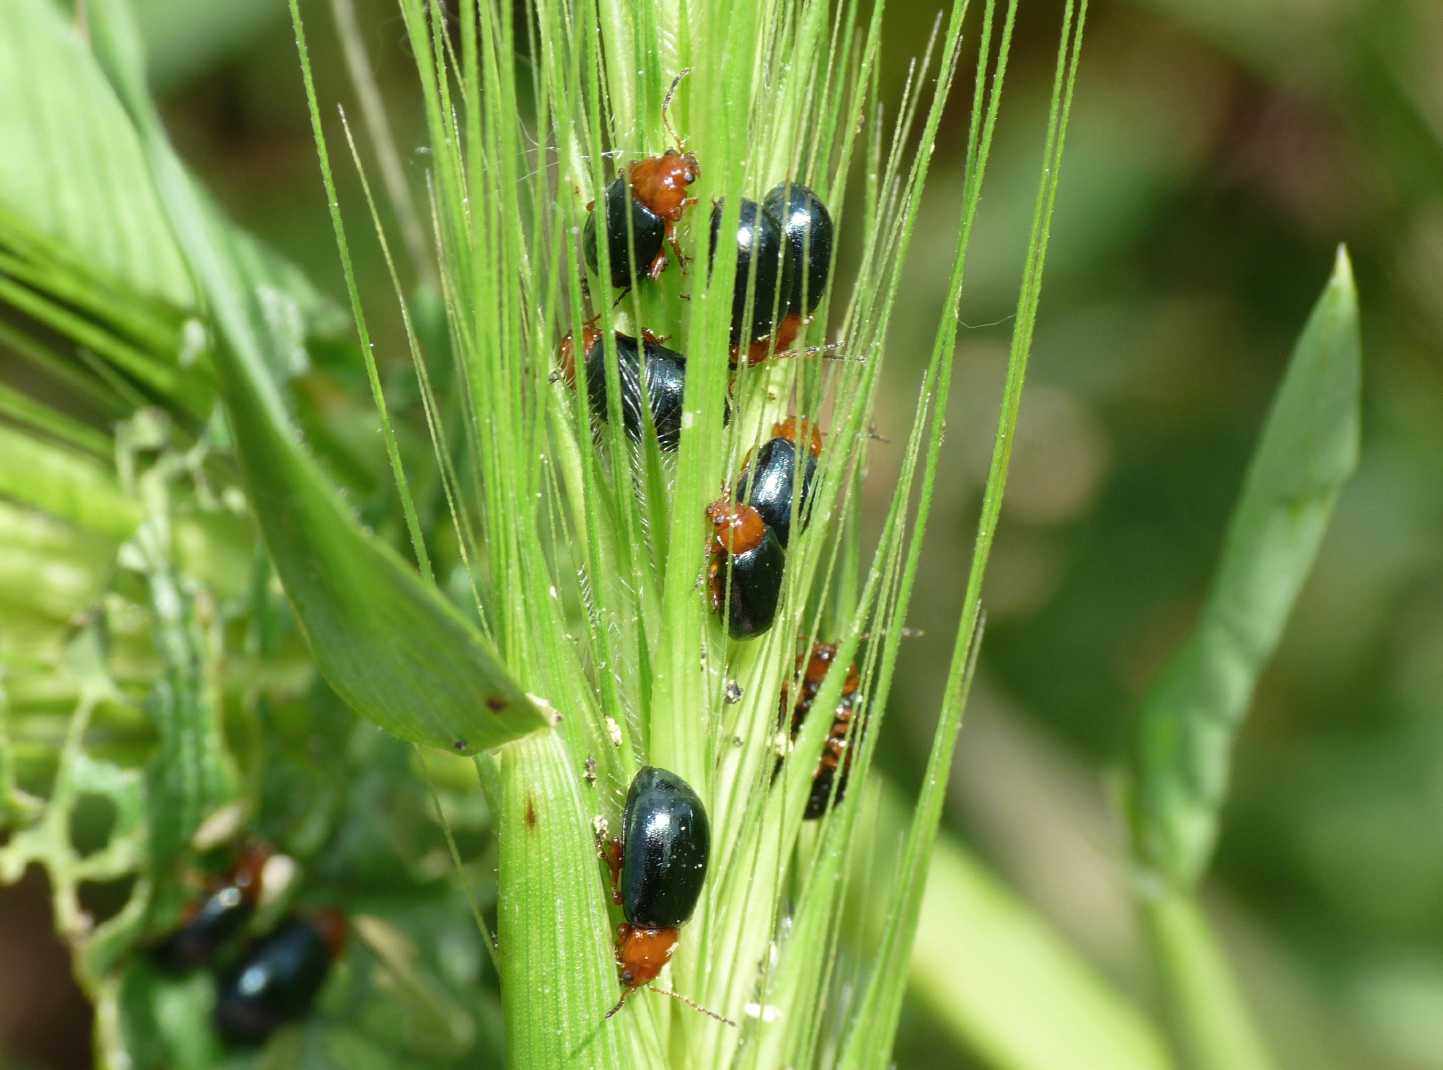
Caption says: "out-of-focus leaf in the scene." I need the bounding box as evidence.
[0,423,142,540]
[0,0,342,376]
[132,0,288,91]
[494,731,645,1069]
[129,503,240,932]
[1140,889,1273,1070]
[84,0,548,756]
[902,793,1173,1070]
[0,0,189,305]
[1130,247,1362,887]
[1126,249,1361,1070]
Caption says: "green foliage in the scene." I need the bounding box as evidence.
[86,0,548,757]
[1127,249,1362,1070]
[1130,248,1362,888]
[0,0,1287,1067]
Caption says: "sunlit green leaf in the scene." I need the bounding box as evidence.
[1130,247,1362,888]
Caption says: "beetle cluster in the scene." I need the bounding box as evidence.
[150,842,346,1047]
[571,85,871,1026]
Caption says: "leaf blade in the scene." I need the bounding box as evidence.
[1130,247,1362,887]
[84,0,547,755]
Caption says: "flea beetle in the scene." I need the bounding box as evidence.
[762,182,834,318]
[582,75,700,287]
[152,843,271,972]
[605,767,730,1023]
[780,642,863,819]
[706,500,786,640]
[707,198,787,354]
[214,911,347,1047]
[561,326,727,451]
[583,177,669,288]
[734,417,823,548]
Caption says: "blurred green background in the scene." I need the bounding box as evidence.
[2,0,1440,1066]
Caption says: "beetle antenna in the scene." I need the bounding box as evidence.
[662,69,692,150]
[604,987,633,1020]
[856,626,925,640]
[648,986,737,1027]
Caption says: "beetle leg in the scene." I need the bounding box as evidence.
[602,838,624,905]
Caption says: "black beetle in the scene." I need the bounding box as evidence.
[608,766,710,994]
[584,178,666,289]
[708,198,787,350]
[584,150,700,287]
[778,642,864,819]
[562,327,728,451]
[706,500,785,639]
[152,843,271,972]
[804,690,861,818]
[734,418,822,549]
[762,182,834,317]
[214,911,346,1047]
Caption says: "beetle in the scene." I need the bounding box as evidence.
[583,148,699,287]
[707,198,787,356]
[152,843,271,972]
[604,767,730,1023]
[779,642,863,819]
[761,182,834,318]
[214,910,347,1046]
[560,325,728,451]
[734,417,823,548]
[705,499,785,640]
[583,177,668,288]
[582,73,700,288]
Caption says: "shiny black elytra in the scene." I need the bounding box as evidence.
[585,331,685,450]
[583,177,666,289]
[734,431,819,549]
[761,182,834,317]
[708,198,786,346]
[578,330,731,452]
[214,912,345,1047]
[620,767,710,930]
[706,500,786,640]
[152,844,270,972]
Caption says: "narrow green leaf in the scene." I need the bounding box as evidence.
[880,785,1174,1070]
[1130,247,1362,887]
[1140,889,1272,1070]
[1125,249,1360,1070]
[85,0,548,755]
[495,730,646,1069]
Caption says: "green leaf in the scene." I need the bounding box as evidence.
[0,422,143,541]
[1124,249,1361,1070]
[886,786,1173,1070]
[1139,889,1273,1070]
[0,0,190,306]
[130,499,240,924]
[0,0,342,370]
[84,0,547,756]
[1130,247,1362,888]
[494,731,646,1069]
